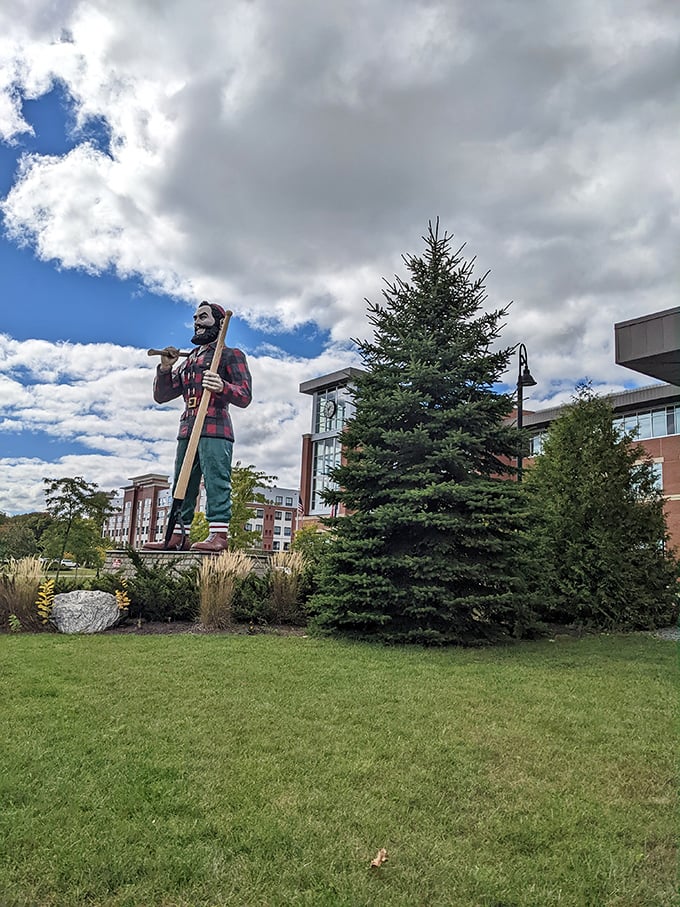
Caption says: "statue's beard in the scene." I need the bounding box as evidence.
[191,323,220,345]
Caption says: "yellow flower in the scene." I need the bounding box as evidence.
[115,578,131,611]
[35,578,55,624]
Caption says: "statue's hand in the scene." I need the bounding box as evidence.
[159,347,180,372]
[202,369,224,393]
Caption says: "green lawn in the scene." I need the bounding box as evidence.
[0,633,676,907]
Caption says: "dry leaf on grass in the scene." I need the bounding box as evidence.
[370,847,388,868]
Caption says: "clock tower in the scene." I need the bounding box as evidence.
[298,367,364,522]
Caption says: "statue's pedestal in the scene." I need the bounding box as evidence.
[104,548,272,577]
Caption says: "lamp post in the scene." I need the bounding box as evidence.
[516,343,537,483]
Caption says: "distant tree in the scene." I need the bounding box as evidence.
[291,524,334,602]
[41,518,107,575]
[42,477,116,580]
[229,463,277,551]
[525,383,679,629]
[291,524,331,565]
[0,522,36,561]
[190,511,210,544]
[0,512,53,561]
[312,222,534,644]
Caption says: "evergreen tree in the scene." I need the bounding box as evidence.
[312,222,534,644]
[525,383,679,629]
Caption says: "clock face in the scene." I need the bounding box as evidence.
[323,399,337,419]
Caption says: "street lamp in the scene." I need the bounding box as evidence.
[516,343,537,483]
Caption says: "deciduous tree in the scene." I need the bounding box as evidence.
[190,511,210,544]
[229,463,276,551]
[0,512,53,561]
[42,477,116,580]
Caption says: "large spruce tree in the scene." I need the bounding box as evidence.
[312,223,534,644]
[525,384,679,629]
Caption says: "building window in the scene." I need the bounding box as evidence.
[529,432,546,456]
[274,510,282,520]
[272,541,280,550]
[311,435,341,512]
[256,508,264,518]
[275,495,283,505]
[284,527,291,537]
[274,526,281,535]
[284,512,292,521]
[313,386,353,433]
[613,405,680,440]
[285,497,293,506]
[651,462,663,490]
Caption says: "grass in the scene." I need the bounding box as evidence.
[0,633,676,907]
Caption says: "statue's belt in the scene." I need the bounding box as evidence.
[185,394,225,411]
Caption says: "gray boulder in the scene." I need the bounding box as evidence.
[51,590,123,634]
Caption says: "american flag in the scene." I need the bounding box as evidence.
[297,495,304,516]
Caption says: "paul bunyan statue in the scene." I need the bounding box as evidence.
[144,301,252,552]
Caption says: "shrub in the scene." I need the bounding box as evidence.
[80,572,127,595]
[268,550,307,625]
[0,557,44,631]
[52,575,81,596]
[198,550,252,629]
[233,571,270,624]
[291,525,331,605]
[124,547,199,622]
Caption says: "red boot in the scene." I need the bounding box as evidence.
[190,532,229,552]
[142,533,190,551]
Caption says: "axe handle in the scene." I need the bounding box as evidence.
[148,349,191,357]
[173,310,233,503]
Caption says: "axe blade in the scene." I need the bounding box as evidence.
[164,498,185,548]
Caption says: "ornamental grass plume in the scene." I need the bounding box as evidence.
[268,550,306,625]
[0,557,44,631]
[198,550,252,629]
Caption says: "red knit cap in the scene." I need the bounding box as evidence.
[203,301,225,321]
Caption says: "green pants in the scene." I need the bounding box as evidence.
[172,437,234,527]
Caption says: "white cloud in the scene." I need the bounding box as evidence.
[0,333,357,514]
[0,0,676,343]
[0,0,678,511]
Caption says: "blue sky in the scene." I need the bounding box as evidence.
[1,85,331,356]
[0,0,676,515]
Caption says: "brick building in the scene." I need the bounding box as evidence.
[243,485,300,551]
[297,357,680,550]
[103,474,300,550]
[102,473,171,549]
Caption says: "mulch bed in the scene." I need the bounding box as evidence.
[105,619,308,637]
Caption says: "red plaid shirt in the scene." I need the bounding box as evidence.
[154,344,252,440]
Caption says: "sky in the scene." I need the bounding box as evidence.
[0,0,678,515]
